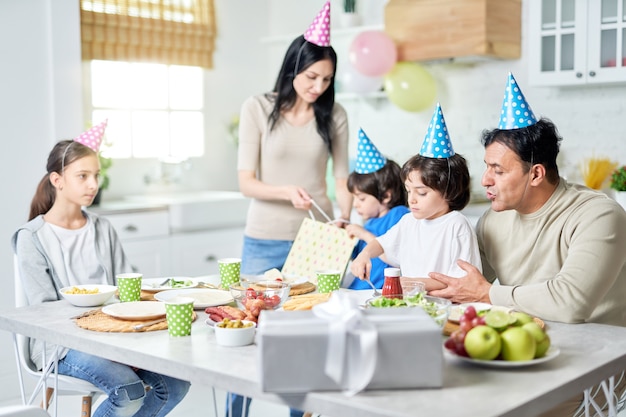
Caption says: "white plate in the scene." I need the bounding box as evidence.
[154,289,234,309]
[445,347,560,368]
[448,303,511,323]
[102,301,166,320]
[141,277,198,292]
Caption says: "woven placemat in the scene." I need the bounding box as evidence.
[74,308,196,333]
[289,282,316,296]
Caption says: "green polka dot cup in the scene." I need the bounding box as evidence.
[218,258,241,289]
[316,270,341,293]
[165,296,194,337]
[116,273,142,302]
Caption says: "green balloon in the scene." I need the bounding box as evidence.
[383,62,436,112]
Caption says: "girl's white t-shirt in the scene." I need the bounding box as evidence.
[377,210,482,278]
[46,217,106,286]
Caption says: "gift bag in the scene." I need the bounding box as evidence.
[281,204,358,284]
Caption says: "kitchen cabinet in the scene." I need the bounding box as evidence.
[384,0,521,61]
[529,0,626,86]
[169,227,244,277]
[102,209,172,277]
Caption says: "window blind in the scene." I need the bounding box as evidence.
[80,0,216,68]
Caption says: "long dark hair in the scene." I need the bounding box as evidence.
[268,35,337,153]
[347,160,407,209]
[400,154,471,212]
[29,140,96,221]
[481,118,562,184]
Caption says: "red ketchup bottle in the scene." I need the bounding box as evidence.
[382,268,403,299]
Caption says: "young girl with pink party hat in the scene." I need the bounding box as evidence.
[12,121,190,417]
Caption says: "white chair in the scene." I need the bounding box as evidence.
[13,255,103,417]
[0,405,51,417]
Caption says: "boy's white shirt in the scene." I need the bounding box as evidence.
[376,210,482,278]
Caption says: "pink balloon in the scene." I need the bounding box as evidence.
[349,31,398,77]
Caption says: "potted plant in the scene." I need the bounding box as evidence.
[340,0,361,27]
[610,165,626,210]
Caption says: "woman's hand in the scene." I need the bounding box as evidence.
[288,186,312,210]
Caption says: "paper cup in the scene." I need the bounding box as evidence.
[116,273,142,302]
[316,270,341,293]
[218,258,241,288]
[165,296,194,337]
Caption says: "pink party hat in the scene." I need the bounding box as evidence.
[355,128,386,174]
[498,72,537,129]
[74,119,107,152]
[419,103,455,159]
[304,1,331,46]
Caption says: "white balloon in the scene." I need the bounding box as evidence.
[336,60,383,95]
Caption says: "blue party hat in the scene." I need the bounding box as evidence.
[498,72,537,129]
[419,103,455,159]
[355,128,387,174]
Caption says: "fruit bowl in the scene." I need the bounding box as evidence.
[60,284,117,307]
[229,281,291,311]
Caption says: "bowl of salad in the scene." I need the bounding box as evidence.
[366,293,451,327]
[141,277,198,292]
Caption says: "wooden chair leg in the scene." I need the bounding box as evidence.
[81,395,92,416]
[40,387,54,410]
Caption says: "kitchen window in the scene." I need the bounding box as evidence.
[85,59,205,159]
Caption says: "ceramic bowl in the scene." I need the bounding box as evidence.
[229,281,291,310]
[60,284,117,307]
[213,319,256,347]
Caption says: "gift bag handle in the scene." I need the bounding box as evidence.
[308,199,334,223]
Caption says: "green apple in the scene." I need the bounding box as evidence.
[510,311,534,326]
[500,327,536,361]
[522,322,551,358]
[464,325,502,360]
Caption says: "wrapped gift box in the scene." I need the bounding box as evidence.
[257,307,443,393]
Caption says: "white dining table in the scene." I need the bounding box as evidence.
[1,297,626,417]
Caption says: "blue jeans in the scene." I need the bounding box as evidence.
[228,236,302,417]
[240,236,292,275]
[58,349,190,417]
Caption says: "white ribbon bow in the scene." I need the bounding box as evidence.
[313,292,378,395]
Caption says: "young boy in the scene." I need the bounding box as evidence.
[350,104,482,292]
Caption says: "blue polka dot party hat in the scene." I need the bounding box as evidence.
[498,72,537,129]
[355,128,387,174]
[419,103,455,159]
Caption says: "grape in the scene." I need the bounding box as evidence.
[460,320,473,333]
[464,305,477,320]
[444,338,456,351]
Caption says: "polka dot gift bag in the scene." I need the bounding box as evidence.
[281,201,358,287]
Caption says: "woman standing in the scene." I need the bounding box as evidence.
[237,1,352,277]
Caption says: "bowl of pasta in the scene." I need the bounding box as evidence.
[60,284,117,307]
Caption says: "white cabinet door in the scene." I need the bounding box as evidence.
[101,209,171,277]
[529,0,626,86]
[170,228,244,277]
[122,238,171,277]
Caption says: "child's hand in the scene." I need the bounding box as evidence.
[350,253,372,280]
[345,224,376,243]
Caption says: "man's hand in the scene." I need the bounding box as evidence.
[428,260,492,304]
